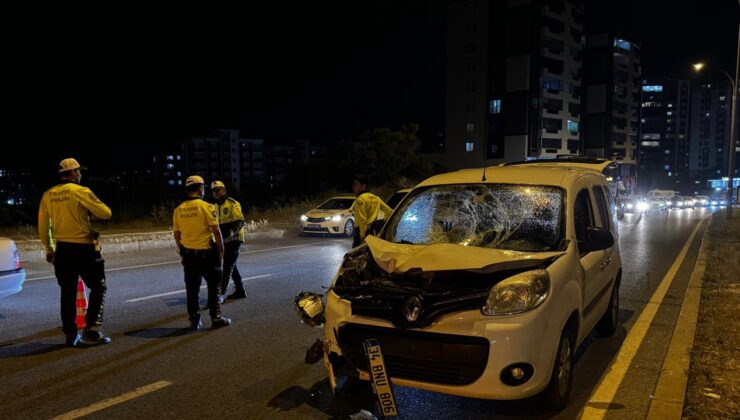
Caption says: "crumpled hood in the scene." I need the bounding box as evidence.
[365,235,565,274]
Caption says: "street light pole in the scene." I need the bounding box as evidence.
[693,23,739,219]
[728,22,739,219]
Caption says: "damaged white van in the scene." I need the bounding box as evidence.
[316,159,622,409]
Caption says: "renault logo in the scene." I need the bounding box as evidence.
[402,296,422,323]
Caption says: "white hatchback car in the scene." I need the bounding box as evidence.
[0,238,26,299]
[300,195,357,237]
[317,159,622,409]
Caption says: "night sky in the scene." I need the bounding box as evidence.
[4,1,738,174]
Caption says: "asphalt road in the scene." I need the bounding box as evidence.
[0,208,711,419]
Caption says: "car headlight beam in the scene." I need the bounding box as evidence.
[482,269,549,316]
[300,215,308,222]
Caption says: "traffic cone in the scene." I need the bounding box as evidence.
[75,278,87,329]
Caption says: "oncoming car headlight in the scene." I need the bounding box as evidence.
[482,269,549,316]
[300,215,308,222]
[626,203,634,209]
[637,202,649,211]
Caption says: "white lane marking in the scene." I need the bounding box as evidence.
[578,217,706,420]
[124,274,272,303]
[51,380,172,420]
[25,241,329,282]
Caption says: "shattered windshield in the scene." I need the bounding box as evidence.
[317,198,355,210]
[383,184,564,252]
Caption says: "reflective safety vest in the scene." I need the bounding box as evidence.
[38,182,112,253]
[173,198,219,250]
[216,197,245,243]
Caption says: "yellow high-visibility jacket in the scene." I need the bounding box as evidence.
[173,198,219,250]
[215,197,245,243]
[351,192,393,239]
[38,182,112,253]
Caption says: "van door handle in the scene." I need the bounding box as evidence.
[600,257,612,270]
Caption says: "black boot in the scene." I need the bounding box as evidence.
[226,289,246,300]
[82,329,111,345]
[189,314,202,331]
[65,332,82,347]
[211,316,232,329]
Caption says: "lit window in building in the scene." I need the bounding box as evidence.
[668,172,672,177]
[466,122,475,132]
[665,150,671,154]
[567,120,579,136]
[541,77,563,92]
[178,180,183,185]
[667,103,673,108]
[706,112,710,117]
[719,95,726,101]
[489,99,502,114]
[465,142,475,152]
[168,180,176,186]
[167,155,174,161]
[641,141,660,147]
[177,171,182,176]
[666,111,672,116]
[643,85,663,92]
[177,155,182,160]
[166,163,174,169]
[613,38,631,51]
[664,165,670,171]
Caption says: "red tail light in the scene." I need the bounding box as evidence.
[13,249,21,269]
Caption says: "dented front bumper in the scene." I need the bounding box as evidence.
[322,289,563,400]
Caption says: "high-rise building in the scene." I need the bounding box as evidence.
[582,34,641,181]
[638,80,691,187]
[182,129,266,191]
[0,168,35,206]
[689,81,734,179]
[437,0,584,170]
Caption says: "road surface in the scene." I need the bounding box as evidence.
[0,208,710,419]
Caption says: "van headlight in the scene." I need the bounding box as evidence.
[482,269,549,316]
[331,215,342,222]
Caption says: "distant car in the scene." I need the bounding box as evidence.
[0,238,25,299]
[681,196,695,209]
[668,196,689,210]
[385,188,412,209]
[622,198,648,214]
[694,195,708,207]
[708,197,726,207]
[300,195,356,237]
[646,197,667,213]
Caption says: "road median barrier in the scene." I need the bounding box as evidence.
[16,229,286,263]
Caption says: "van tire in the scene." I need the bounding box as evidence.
[540,327,575,410]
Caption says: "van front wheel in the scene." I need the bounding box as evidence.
[540,328,575,410]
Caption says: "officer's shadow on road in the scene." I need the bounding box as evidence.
[0,341,66,358]
[124,327,191,339]
[267,377,378,419]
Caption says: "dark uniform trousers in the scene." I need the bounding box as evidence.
[54,242,107,335]
[181,248,223,320]
[220,241,243,294]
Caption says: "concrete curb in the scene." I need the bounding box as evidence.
[16,229,286,263]
[646,217,712,420]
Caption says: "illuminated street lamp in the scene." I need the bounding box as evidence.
[692,25,739,219]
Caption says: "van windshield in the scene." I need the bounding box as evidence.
[382,184,564,252]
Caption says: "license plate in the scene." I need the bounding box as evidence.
[364,339,399,417]
[307,224,321,229]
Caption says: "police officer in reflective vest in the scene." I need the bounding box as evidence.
[351,174,393,248]
[173,175,232,330]
[38,158,113,347]
[211,180,247,301]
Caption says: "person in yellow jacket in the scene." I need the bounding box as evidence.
[173,175,232,330]
[350,174,393,247]
[211,181,247,301]
[38,158,113,347]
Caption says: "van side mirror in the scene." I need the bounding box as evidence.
[584,227,614,252]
